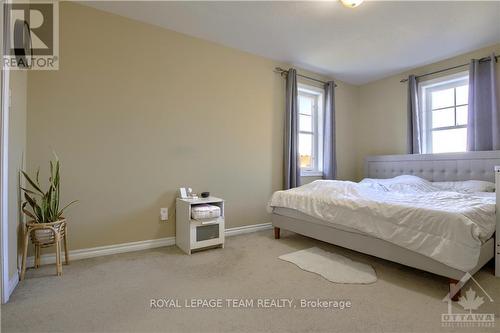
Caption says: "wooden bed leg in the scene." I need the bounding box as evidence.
[449,278,461,301]
[274,227,280,239]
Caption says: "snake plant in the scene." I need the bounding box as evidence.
[20,155,77,223]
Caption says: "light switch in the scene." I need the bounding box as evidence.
[160,208,168,221]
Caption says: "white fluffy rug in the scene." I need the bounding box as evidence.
[279,247,377,284]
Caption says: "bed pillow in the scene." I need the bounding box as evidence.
[432,180,495,193]
[358,178,390,192]
[359,175,439,193]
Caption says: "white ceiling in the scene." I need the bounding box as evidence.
[84,1,500,84]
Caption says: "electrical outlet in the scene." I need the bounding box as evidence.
[160,208,168,221]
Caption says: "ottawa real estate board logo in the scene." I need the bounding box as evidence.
[441,272,495,328]
[3,1,59,70]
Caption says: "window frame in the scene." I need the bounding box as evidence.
[419,71,469,154]
[298,83,324,177]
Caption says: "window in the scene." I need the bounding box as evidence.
[420,72,469,153]
[298,84,323,176]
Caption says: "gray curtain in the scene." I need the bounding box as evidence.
[323,81,336,180]
[284,68,300,189]
[467,53,499,151]
[407,75,422,154]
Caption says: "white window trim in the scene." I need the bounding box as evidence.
[298,83,324,177]
[419,71,469,154]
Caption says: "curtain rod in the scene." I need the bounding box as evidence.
[400,55,499,83]
[274,67,338,87]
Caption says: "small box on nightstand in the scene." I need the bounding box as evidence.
[175,197,225,255]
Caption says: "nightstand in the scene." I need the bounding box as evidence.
[176,197,225,254]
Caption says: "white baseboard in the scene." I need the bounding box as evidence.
[26,236,176,267]
[8,271,19,298]
[26,222,272,267]
[225,222,272,237]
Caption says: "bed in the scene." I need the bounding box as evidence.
[270,151,500,291]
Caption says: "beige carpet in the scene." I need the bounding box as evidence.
[2,230,499,333]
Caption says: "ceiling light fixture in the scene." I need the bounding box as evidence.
[340,0,364,8]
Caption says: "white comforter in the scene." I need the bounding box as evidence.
[268,177,496,271]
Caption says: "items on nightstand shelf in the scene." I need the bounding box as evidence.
[191,204,221,220]
[176,196,225,255]
[178,187,199,199]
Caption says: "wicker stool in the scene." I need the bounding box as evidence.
[20,220,69,280]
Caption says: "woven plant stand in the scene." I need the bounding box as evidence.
[20,219,69,280]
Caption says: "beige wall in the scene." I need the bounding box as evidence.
[354,43,500,180]
[8,71,27,279]
[27,3,497,253]
[27,3,359,250]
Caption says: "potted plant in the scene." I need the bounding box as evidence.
[20,154,77,277]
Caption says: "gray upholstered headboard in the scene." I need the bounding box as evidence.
[365,151,500,183]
